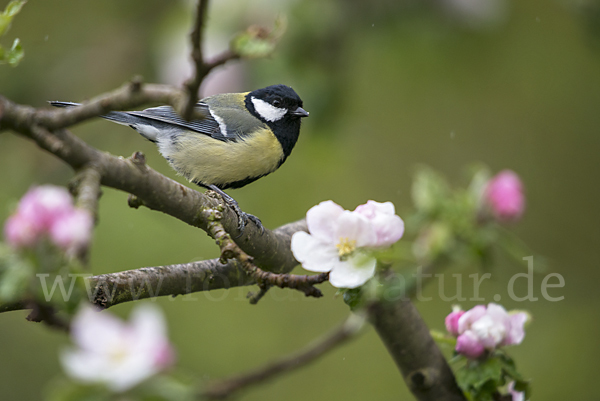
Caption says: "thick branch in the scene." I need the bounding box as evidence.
[368,272,466,401]
[202,207,327,302]
[86,219,307,309]
[202,313,366,400]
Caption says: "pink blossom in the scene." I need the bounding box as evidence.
[49,209,93,252]
[456,331,485,359]
[484,170,525,221]
[354,200,405,247]
[453,303,529,359]
[503,311,529,346]
[3,186,94,252]
[18,185,74,231]
[445,308,465,336]
[4,213,40,248]
[61,304,175,392]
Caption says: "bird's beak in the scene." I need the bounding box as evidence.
[291,107,309,117]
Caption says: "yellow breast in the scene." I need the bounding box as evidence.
[168,127,284,188]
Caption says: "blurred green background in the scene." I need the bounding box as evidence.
[1,0,599,399]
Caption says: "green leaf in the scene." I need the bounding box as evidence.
[230,15,287,59]
[466,165,490,206]
[498,353,522,381]
[430,329,457,348]
[411,167,450,215]
[514,378,532,399]
[0,244,34,302]
[4,0,26,18]
[0,0,26,37]
[342,287,363,309]
[456,356,503,392]
[7,37,23,66]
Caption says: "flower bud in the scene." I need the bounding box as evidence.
[445,308,465,336]
[49,209,93,252]
[4,213,40,249]
[484,170,525,222]
[354,200,405,247]
[456,331,485,359]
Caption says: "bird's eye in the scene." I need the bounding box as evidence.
[272,98,282,107]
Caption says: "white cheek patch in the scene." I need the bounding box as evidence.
[251,97,287,122]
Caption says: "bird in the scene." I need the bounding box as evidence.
[50,84,309,233]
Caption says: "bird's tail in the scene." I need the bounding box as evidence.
[48,101,141,126]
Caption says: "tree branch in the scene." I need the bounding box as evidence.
[85,219,307,309]
[37,80,180,131]
[68,165,102,264]
[202,313,366,400]
[182,0,210,120]
[368,271,467,401]
[202,206,328,302]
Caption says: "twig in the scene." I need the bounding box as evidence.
[182,0,210,120]
[202,313,366,399]
[25,301,69,332]
[70,165,102,215]
[205,49,241,71]
[69,165,102,264]
[202,206,327,303]
[37,80,180,130]
[247,285,270,304]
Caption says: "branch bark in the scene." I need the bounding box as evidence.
[86,219,307,309]
[368,272,466,401]
[181,0,210,120]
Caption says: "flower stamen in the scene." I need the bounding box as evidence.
[336,237,356,260]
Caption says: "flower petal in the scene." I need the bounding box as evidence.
[328,254,376,288]
[354,200,396,218]
[291,231,338,273]
[455,330,485,359]
[335,211,376,248]
[371,214,405,247]
[306,200,345,242]
[471,314,506,348]
[70,305,124,351]
[457,304,487,334]
[504,312,528,346]
[445,310,465,336]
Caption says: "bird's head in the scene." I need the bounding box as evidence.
[246,84,309,124]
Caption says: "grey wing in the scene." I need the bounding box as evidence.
[123,103,233,141]
[207,106,268,140]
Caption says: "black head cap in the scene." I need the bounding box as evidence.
[246,85,308,123]
[245,84,308,158]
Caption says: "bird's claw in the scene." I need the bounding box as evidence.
[205,185,264,237]
[230,204,264,237]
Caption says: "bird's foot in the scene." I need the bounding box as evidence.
[206,185,264,236]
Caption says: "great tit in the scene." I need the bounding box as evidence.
[50,84,309,232]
